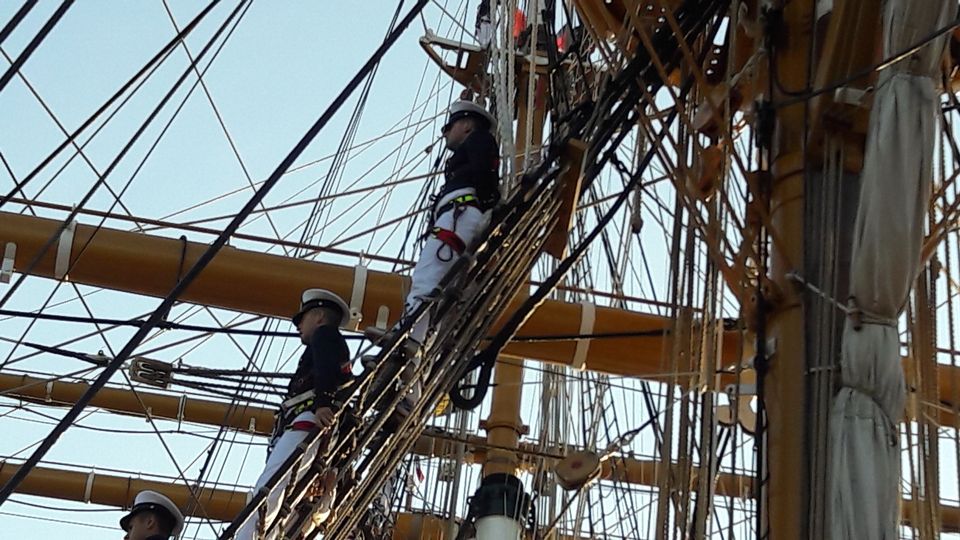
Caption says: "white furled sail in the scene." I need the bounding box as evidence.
[828,1,957,538]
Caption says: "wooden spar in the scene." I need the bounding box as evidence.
[0,460,953,533]
[0,461,247,522]
[4,367,956,493]
[0,372,275,435]
[0,371,748,495]
[0,211,741,379]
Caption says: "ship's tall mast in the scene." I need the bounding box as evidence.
[762,0,814,536]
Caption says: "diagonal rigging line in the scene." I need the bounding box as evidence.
[0,0,245,311]
[0,48,140,225]
[171,170,436,228]
[0,0,217,209]
[0,0,72,94]
[66,294,222,535]
[0,2,37,48]
[0,0,250,371]
[309,151,433,249]
[148,90,446,235]
[367,44,440,255]
[301,2,404,251]
[119,371,221,534]
[161,0,289,256]
[0,0,429,505]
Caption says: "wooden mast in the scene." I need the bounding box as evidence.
[763,1,814,538]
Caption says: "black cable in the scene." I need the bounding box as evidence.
[5,340,104,366]
[0,0,429,508]
[474,96,681,377]
[0,1,254,385]
[8,337,299,383]
[455,0,727,410]
[0,1,37,48]
[0,0,72,94]
[0,0,241,313]
[0,306,307,337]
[298,1,403,251]
[0,0,218,210]
[174,379,281,405]
[0,307,674,342]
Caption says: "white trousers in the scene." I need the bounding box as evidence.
[236,411,323,540]
[400,188,490,405]
[405,188,491,344]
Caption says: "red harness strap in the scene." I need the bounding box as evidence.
[291,420,316,431]
[432,227,466,254]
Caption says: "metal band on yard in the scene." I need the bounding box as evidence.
[53,220,76,280]
[572,301,596,370]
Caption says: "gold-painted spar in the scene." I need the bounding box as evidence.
[0,460,952,533]
[0,372,750,494]
[0,461,246,522]
[0,372,273,435]
[0,212,741,379]
[7,369,959,498]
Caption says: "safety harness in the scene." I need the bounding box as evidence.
[430,194,484,261]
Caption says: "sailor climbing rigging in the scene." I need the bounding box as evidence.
[366,99,500,412]
[119,490,184,540]
[235,288,351,540]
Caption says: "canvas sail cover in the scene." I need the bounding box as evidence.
[828,1,956,538]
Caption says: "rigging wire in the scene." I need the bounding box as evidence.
[0,1,242,312]
[0,0,73,94]
[0,407,259,445]
[0,308,306,338]
[0,1,37,48]
[0,510,120,531]
[0,48,141,221]
[0,1,218,209]
[160,0,290,256]
[0,0,430,507]
[299,1,404,252]
[0,0,252,374]
[775,14,960,109]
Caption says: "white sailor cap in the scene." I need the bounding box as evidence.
[292,288,351,328]
[443,100,496,132]
[119,490,184,536]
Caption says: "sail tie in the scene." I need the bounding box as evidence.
[785,272,898,329]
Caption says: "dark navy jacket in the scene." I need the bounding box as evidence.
[441,129,500,208]
[287,325,351,408]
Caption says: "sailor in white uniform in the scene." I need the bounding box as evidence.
[120,490,184,540]
[367,100,500,413]
[236,289,352,540]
